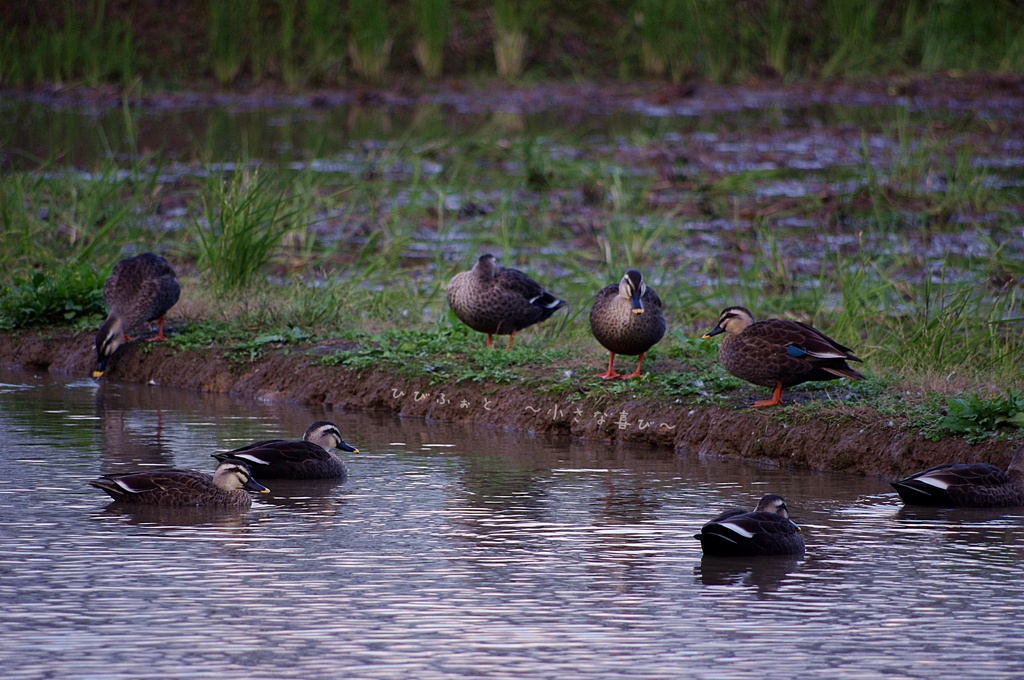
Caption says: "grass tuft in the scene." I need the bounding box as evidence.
[348,0,392,83]
[189,168,306,292]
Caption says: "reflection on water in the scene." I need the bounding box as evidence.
[1,367,1023,679]
[695,554,802,594]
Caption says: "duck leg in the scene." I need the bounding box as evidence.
[617,352,647,380]
[146,315,169,342]
[485,334,494,349]
[505,330,517,350]
[753,381,784,407]
[594,352,622,379]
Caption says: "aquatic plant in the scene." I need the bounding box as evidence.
[636,0,673,78]
[209,0,254,85]
[348,0,392,83]
[189,168,305,292]
[0,0,137,86]
[820,0,882,77]
[763,0,792,76]
[413,0,450,80]
[491,0,532,80]
[0,155,161,270]
[3,0,1024,86]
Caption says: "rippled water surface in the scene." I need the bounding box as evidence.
[1,367,1022,679]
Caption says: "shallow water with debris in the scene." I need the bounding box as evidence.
[1,366,1022,678]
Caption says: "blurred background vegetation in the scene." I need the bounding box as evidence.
[1,0,1023,88]
[1,1,1023,435]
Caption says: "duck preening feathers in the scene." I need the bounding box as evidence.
[446,254,566,349]
[891,448,1024,507]
[694,493,806,557]
[93,252,181,378]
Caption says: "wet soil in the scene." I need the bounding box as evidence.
[3,328,1018,479]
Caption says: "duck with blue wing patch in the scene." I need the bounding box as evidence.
[702,306,864,407]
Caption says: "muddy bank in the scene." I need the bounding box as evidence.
[5,329,1018,478]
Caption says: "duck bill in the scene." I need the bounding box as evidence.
[701,325,724,339]
[92,356,109,379]
[338,440,359,453]
[629,291,644,315]
[244,478,270,494]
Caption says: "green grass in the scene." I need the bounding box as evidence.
[0,263,107,331]
[348,0,392,83]
[1,84,1023,444]
[208,0,254,86]
[0,0,137,87]
[188,168,309,292]
[491,0,533,80]
[2,1,1024,86]
[412,0,450,79]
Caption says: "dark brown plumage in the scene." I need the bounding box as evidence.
[212,421,358,480]
[94,252,181,378]
[701,306,864,407]
[589,269,666,379]
[446,254,567,349]
[694,494,805,557]
[88,462,268,509]
[891,448,1024,507]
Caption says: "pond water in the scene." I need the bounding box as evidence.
[2,366,1022,679]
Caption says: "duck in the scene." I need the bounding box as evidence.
[694,493,806,557]
[89,461,268,509]
[212,421,358,480]
[701,306,864,407]
[891,448,1024,507]
[589,269,666,379]
[93,252,181,378]
[446,254,567,349]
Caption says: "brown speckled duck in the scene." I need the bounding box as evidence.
[212,421,359,480]
[694,493,805,557]
[701,306,864,407]
[93,252,181,378]
[89,461,268,509]
[446,254,567,349]
[891,448,1024,507]
[589,269,666,379]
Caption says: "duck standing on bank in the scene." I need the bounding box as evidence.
[701,306,864,407]
[694,493,806,557]
[589,269,666,379]
[446,254,567,349]
[89,461,268,509]
[93,252,181,379]
[213,421,358,480]
[891,448,1024,507]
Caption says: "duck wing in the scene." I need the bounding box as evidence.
[892,462,1010,506]
[695,510,805,557]
[642,286,663,310]
[216,440,331,467]
[496,267,566,311]
[89,469,209,499]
